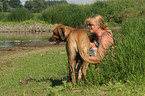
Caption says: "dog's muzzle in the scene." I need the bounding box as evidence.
[49,36,61,45]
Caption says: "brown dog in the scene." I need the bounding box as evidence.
[49,25,100,86]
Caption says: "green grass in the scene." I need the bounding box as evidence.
[0,44,144,95]
[0,47,68,95]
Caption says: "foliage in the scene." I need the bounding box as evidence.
[84,1,108,18]
[2,1,9,12]
[7,8,33,21]
[0,12,8,21]
[8,0,23,8]
[24,0,33,11]
[0,1,3,11]
[45,0,68,6]
[40,0,145,27]
[0,0,21,12]
[25,0,46,13]
[41,4,85,27]
[24,0,67,13]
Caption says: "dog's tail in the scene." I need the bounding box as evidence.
[78,46,100,64]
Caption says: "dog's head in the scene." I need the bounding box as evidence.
[49,25,71,45]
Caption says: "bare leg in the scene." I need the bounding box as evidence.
[75,60,82,80]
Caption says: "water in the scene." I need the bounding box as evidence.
[0,40,49,47]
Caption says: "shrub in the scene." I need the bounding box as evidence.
[0,12,8,21]
[7,8,33,22]
[103,0,144,23]
[41,4,85,27]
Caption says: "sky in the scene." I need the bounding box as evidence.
[20,0,98,5]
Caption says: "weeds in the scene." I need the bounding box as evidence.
[7,8,33,22]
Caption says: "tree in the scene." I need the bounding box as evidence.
[0,0,8,12]
[24,0,68,13]
[24,0,33,11]
[31,0,46,13]
[8,0,23,8]
[46,0,68,6]
[25,0,46,13]
[0,1,3,12]
[3,1,12,12]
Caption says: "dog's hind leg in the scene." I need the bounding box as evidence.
[68,57,76,86]
[82,61,89,82]
[68,54,76,86]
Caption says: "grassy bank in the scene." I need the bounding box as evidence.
[0,46,144,96]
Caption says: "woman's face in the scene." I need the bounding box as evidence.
[87,23,100,34]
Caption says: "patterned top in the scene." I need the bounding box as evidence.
[95,33,114,47]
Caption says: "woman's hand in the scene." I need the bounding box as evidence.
[90,42,95,48]
[90,41,97,48]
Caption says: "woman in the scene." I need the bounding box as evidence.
[75,14,115,80]
[85,14,114,61]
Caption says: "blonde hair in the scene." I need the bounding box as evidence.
[85,14,113,35]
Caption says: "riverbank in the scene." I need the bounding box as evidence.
[0,42,66,58]
[0,20,60,40]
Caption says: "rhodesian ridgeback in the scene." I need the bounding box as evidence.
[49,25,100,86]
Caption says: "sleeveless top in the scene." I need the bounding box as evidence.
[89,33,115,56]
[95,33,114,48]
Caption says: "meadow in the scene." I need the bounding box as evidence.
[0,0,145,95]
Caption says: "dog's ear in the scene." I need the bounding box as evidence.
[58,28,65,40]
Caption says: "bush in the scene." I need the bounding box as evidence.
[41,4,85,27]
[41,0,145,27]
[7,8,33,22]
[0,12,8,21]
[103,0,144,23]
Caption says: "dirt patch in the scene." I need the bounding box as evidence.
[0,42,66,59]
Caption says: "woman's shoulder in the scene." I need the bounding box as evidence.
[106,29,113,35]
[100,32,114,42]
